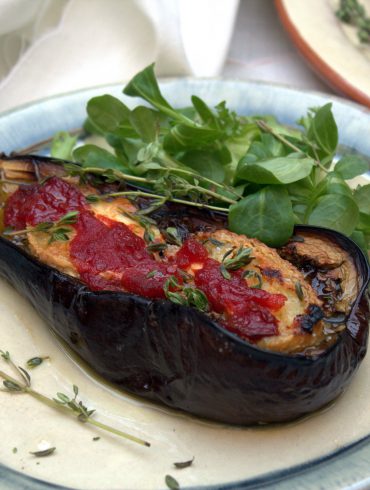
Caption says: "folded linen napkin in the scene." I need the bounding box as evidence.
[0,0,239,112]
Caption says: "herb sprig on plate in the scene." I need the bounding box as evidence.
[52,64,370,252]
[0,350,150,447]
[336,0,370,43]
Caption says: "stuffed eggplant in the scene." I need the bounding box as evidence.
[0,153,369,425]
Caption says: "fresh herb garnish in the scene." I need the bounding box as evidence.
[52,64,370,251]
[163,276,209,312]
[173,457,194,469]
[0,350,150,447]
[165,475,180,490]
[51,131,78,160]
[336,0,370,43]
[146,270,159,279]
[163,227,182,246]
[220,264,231,280]
[183,287,209,312]
[26,356,50,369]
[222,246,254,271]
[4,211,79,244]
[295,281,304,301]
[146,242,167,253]
[242,270,263,289]
[203,237,224,247]
[163,276,186,305]
[30,447,56,458]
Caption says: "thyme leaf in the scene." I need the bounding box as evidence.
[0,350,10,361]
[295,281,304,301]
[220,263,231,280]
[146,242,167,253]
[3,380,23,392]
[173,457,194,469]
[242,270,263,289]
[30,447,56,457]
[26,356,50,369]
[165,475,180,490]
[163,227,182,246]
[202,237,224,247]
[222,246,254,271]
[336,0,370,43]
[146,270,159,279]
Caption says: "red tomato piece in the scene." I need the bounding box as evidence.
[194,259,285,338]
[121,262,180,299]
[4,177,86,229]
[224,302,278,339]
[175,238,208,269]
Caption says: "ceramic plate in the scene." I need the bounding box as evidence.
[275,0,370,108]
[1,79,370,490]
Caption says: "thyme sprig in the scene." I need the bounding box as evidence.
[163,276,209,312]
[4,211,79,243]
[0,350,150,447]
[85,188,228,213]
[66,164,234,213]
[336,0,370,43]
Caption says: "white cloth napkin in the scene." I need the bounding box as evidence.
[0,0,239,112]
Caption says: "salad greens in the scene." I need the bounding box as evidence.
[52,63,370,251]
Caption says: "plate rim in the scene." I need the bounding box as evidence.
[275,0,370,109]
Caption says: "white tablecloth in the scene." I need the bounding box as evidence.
[0,0,334,113]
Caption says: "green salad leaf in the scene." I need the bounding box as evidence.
[229,186,295,246]
[51,63,370,251]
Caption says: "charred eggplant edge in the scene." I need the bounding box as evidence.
[0,154,369,425]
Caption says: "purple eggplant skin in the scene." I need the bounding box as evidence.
[0,156,369,425]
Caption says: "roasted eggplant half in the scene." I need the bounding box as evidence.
[0,154,369,425]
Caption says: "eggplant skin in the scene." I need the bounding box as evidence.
[0,158,369,424]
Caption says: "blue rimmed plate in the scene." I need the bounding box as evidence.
[0,79,370,490]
